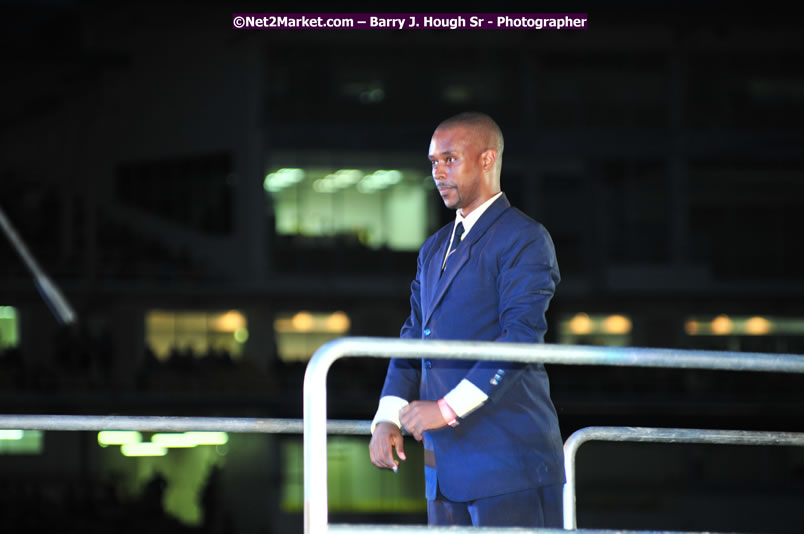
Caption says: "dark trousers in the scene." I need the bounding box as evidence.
[427,483,564,527]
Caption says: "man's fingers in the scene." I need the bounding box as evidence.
[369,424,405,471]
[399,404,419,435]
[380,440,398,469]
[370,443,397,470]
[369,435,392,469]
[400,418,422,441]
[399,407,411,428]
[393,434,407,461]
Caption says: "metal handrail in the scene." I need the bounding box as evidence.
[4,338,801,533]
[0,415,369,435]
[325,526,720,533]
[0,417,784,534]
[562,426,804,529]
[303,336,804,534]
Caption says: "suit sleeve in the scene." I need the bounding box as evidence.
[454,223,560,413]
[378,246,424,402]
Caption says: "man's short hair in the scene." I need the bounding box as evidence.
[437,111,504,158]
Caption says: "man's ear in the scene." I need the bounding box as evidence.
[481,149,498,171]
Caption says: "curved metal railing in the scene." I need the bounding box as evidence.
[2,337,802,533]
[562,426,804,529]
[303,337,804,533]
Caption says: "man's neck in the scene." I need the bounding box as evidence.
[456,192,503,237]
[459,190,501,218]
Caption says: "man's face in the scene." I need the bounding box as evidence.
[428,126,485,214]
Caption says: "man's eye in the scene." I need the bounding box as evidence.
[446,157,455,163]
[430,160,437,167]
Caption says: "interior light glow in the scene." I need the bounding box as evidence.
[265,173,293,191]
[234,327,249,343]
[264,174,276,191]
[745,316,772,335]
[0,430,43,455]
[279,168,305,182]
[356,180,377,194]
[603,315,632,335]
[358,169,403,193]
[0,306,17,319]
[326,311,351,333]
[292,311,314,332]
[686,315,779,336]
[214,310,246,332]
[121,443,168,457]
[710,314,733,335]
[333,169,363,187]
[185,432,229,446]
[151,433,199,448]
[568,313,593,335]
[381,169,402,184]
[0,430,24,440]
[98,431,143,446]
[264,168,306,192]
[313,178,339,193]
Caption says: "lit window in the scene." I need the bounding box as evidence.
[0,430,43,455]
[145,310,248,361]
[281,437,426,513]
[0,305,18,350]
[274,311,351,362]
[559,313,633,346]
[265,166,432,251]
[684,315,804,336]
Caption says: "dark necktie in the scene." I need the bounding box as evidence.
[441,222,464,274]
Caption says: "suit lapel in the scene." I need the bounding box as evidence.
[423,225,452,322]
[422,194,511,327]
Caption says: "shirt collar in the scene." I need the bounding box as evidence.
[454,192,503,239]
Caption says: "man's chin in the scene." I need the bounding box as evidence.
[440,194,460,210]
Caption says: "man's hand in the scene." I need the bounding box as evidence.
[400,400,447,441]
[369,422,406,471]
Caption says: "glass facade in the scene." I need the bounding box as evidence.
[145,310,248,361]
[0,306,18,350]
[266,167,432,251]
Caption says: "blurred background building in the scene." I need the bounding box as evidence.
[1,2,803,532]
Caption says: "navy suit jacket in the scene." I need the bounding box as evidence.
[379,194,565,501]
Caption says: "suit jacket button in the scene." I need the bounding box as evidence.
[424,328,431,336]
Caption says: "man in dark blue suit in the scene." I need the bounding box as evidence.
[368,112,564,527]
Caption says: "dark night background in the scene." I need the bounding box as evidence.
[1,1,803,533]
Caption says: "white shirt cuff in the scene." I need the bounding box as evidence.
[443,379,489,418]
[371,395,409,434]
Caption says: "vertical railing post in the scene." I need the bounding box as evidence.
[303,339,348,534]
[562,430,584,529]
